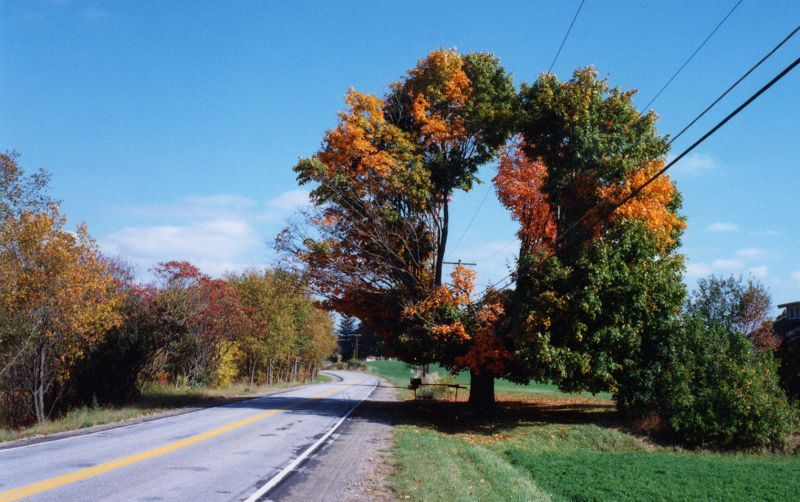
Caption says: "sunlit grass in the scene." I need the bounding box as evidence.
[364,359,610,400]
[366,360,799,500]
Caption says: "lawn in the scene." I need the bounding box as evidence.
[0,375,331,443]
[363,360,800,501]
[364,359,611,399]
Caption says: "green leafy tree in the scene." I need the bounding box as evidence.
[338,315,358,361]
[616,315,796,449]
[687,274,774,339]
[508,67,686,398]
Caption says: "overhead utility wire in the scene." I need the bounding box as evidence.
[667,22,800,146]
[643,0,744,110]
[450,184,493,253]
[474,3,790,270]
[477,55,800,300]
[566,55,800,244]
[548,0,587,74]
[455,0,588,254]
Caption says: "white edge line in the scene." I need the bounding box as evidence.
[0,380,338,454]
[244,377,379,502]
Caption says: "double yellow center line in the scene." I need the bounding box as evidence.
[0,384,350,501]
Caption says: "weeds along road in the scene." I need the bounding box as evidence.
[0,371,378,501]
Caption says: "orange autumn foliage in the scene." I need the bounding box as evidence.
[601,160,685,249]
[494,143,557,252]
[403,265,475,343]
[455,291,510,375]
[316,89,425,201]
[405,49,472,147]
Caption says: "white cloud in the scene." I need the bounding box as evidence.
[711,258,744,270]
[125,194,256,221]
[453,239,519,287]
[752,229,780,237]
[792,272,800,283]
[102,190,310,277]
[748,266,768,278]
[672,152,718,175]
[101,219,259,277]
[735,248,763,259]
[686,257,748,279]
[266,189,310,213]
[707,222,739,233]
[686,263,713,279]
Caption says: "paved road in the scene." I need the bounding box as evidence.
[0,371,377,501]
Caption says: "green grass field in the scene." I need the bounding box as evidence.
[364,359,610,399]
[363,359,800,501]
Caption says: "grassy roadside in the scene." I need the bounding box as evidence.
[364,360,800,500]
[0,374,332,443]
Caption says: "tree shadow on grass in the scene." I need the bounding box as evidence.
[352,389,621,438]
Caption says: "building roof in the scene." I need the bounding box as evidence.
[778,301,800,308]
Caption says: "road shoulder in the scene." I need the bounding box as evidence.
[269,376,397,501]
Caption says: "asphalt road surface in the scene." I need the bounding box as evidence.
[0,371,378,501]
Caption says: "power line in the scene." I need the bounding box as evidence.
[643,0,744,111]
[450,184,493,252]
[548,34,800,275]
[453,0,589,253]
[466,12,798,280]
[573,55,800,241]
[548,0,587,74]
[667,23,800,146]
[477,55,800,301]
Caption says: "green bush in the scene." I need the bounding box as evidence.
[617,315,797,449]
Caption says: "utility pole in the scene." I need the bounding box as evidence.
[352,331,361,361]
[443,259,477,267]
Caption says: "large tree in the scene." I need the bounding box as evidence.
[505,67,687,396]
[280,49,514,409]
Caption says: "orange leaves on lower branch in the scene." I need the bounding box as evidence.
[455,295,509,376]
[454,331,511,376]
[403,265,475,318]
[431,321,470,342]
[451,265,476,297]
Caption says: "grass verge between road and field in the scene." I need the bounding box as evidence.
[0,374,332,444]
[363,360,800,500]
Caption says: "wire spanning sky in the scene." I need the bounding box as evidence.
[2,0,799,303]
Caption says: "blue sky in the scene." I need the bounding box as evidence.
[2,0,799,304]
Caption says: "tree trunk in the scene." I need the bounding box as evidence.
[434,200,449,287]
[248,361,256,390]
[468,369,495,412]
[33,343,47,423]
[267,359,273,387]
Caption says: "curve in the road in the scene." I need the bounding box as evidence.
[0,372,376,502]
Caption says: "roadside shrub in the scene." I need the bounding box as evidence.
[346,359,367,371]
[413,371,456,400]
[617,315,797,449]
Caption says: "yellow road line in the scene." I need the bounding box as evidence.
[0,384,351,501]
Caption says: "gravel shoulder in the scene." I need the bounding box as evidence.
[270,376,398,501]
